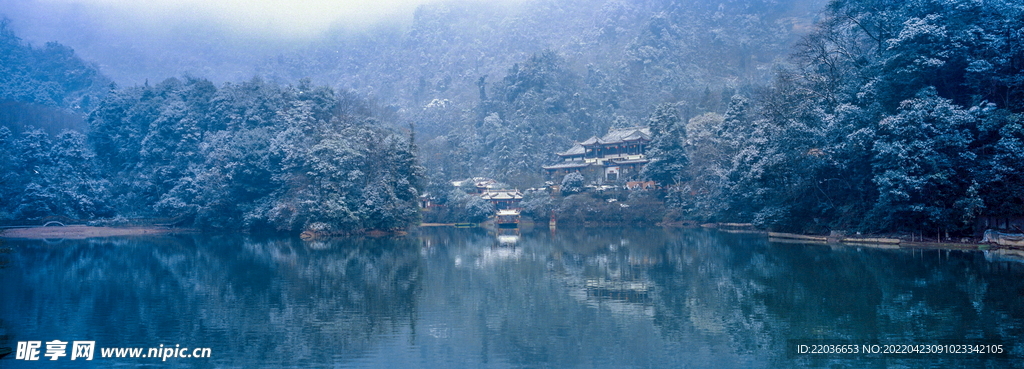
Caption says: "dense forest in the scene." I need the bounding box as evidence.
[332,0,825,186]
[0,19,109,135]
[1,0,1022,235]
[690,0,1024,234]
[2,76,423,232]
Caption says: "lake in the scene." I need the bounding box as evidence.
[1,227,1023,368]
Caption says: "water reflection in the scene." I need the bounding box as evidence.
[0,228,1022,368]
[1,235,421,367]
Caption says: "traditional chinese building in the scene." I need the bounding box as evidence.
[451,177,500,194]
[480,189,524,210]
[542,127,651,183]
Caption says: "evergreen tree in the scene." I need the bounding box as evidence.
[0,126,19,219]
[642,103,689,187]
[560,171,585,194]
[870,88,985,231]
[719,0,1024,233]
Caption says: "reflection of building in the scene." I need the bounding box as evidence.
[495,228,520,246]
[584,278,651,303]
[550,237,659,318]
[480,189,524,210]
[542,127,651,184]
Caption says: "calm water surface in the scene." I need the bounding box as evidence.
[1,227,1023,368]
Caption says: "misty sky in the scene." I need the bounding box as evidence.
[0,0,524,84]
[5,0,466,38]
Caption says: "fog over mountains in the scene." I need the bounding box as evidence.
[1,0,822,100]
[4,0,1021,235]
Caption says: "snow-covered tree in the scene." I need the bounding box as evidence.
[641,103,689,187]
[560,171,585,194]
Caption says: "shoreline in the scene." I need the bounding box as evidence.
[0,225,190,240]
[765,231,1013,251]
[2,224,1015,253]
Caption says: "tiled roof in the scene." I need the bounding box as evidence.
[579,136,602,145]
[480,190,524,200]
[580,127,651,146]
[601,127,651,143]
[542,162,590,170]
[558,144,586,156]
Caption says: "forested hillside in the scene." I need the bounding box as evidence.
[2,0,1021,235]
[261,0,825,186]
[1,76,423,232]
[652,0,1024,234]
[0,19,109,134]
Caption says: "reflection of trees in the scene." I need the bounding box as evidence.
[644,230,781,364]
[515,228,1024,367]
[0,241,11,358]
[415,228,671,367]
[0,241,11,269]
[3,229,1023,367]
[541,228,785,366]
[749,244,1024,339]
[544,228,661,316]
[413,227,774,367]
[0,235,422,366]
[648,231,1024,367]
[417,227,1024,367]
